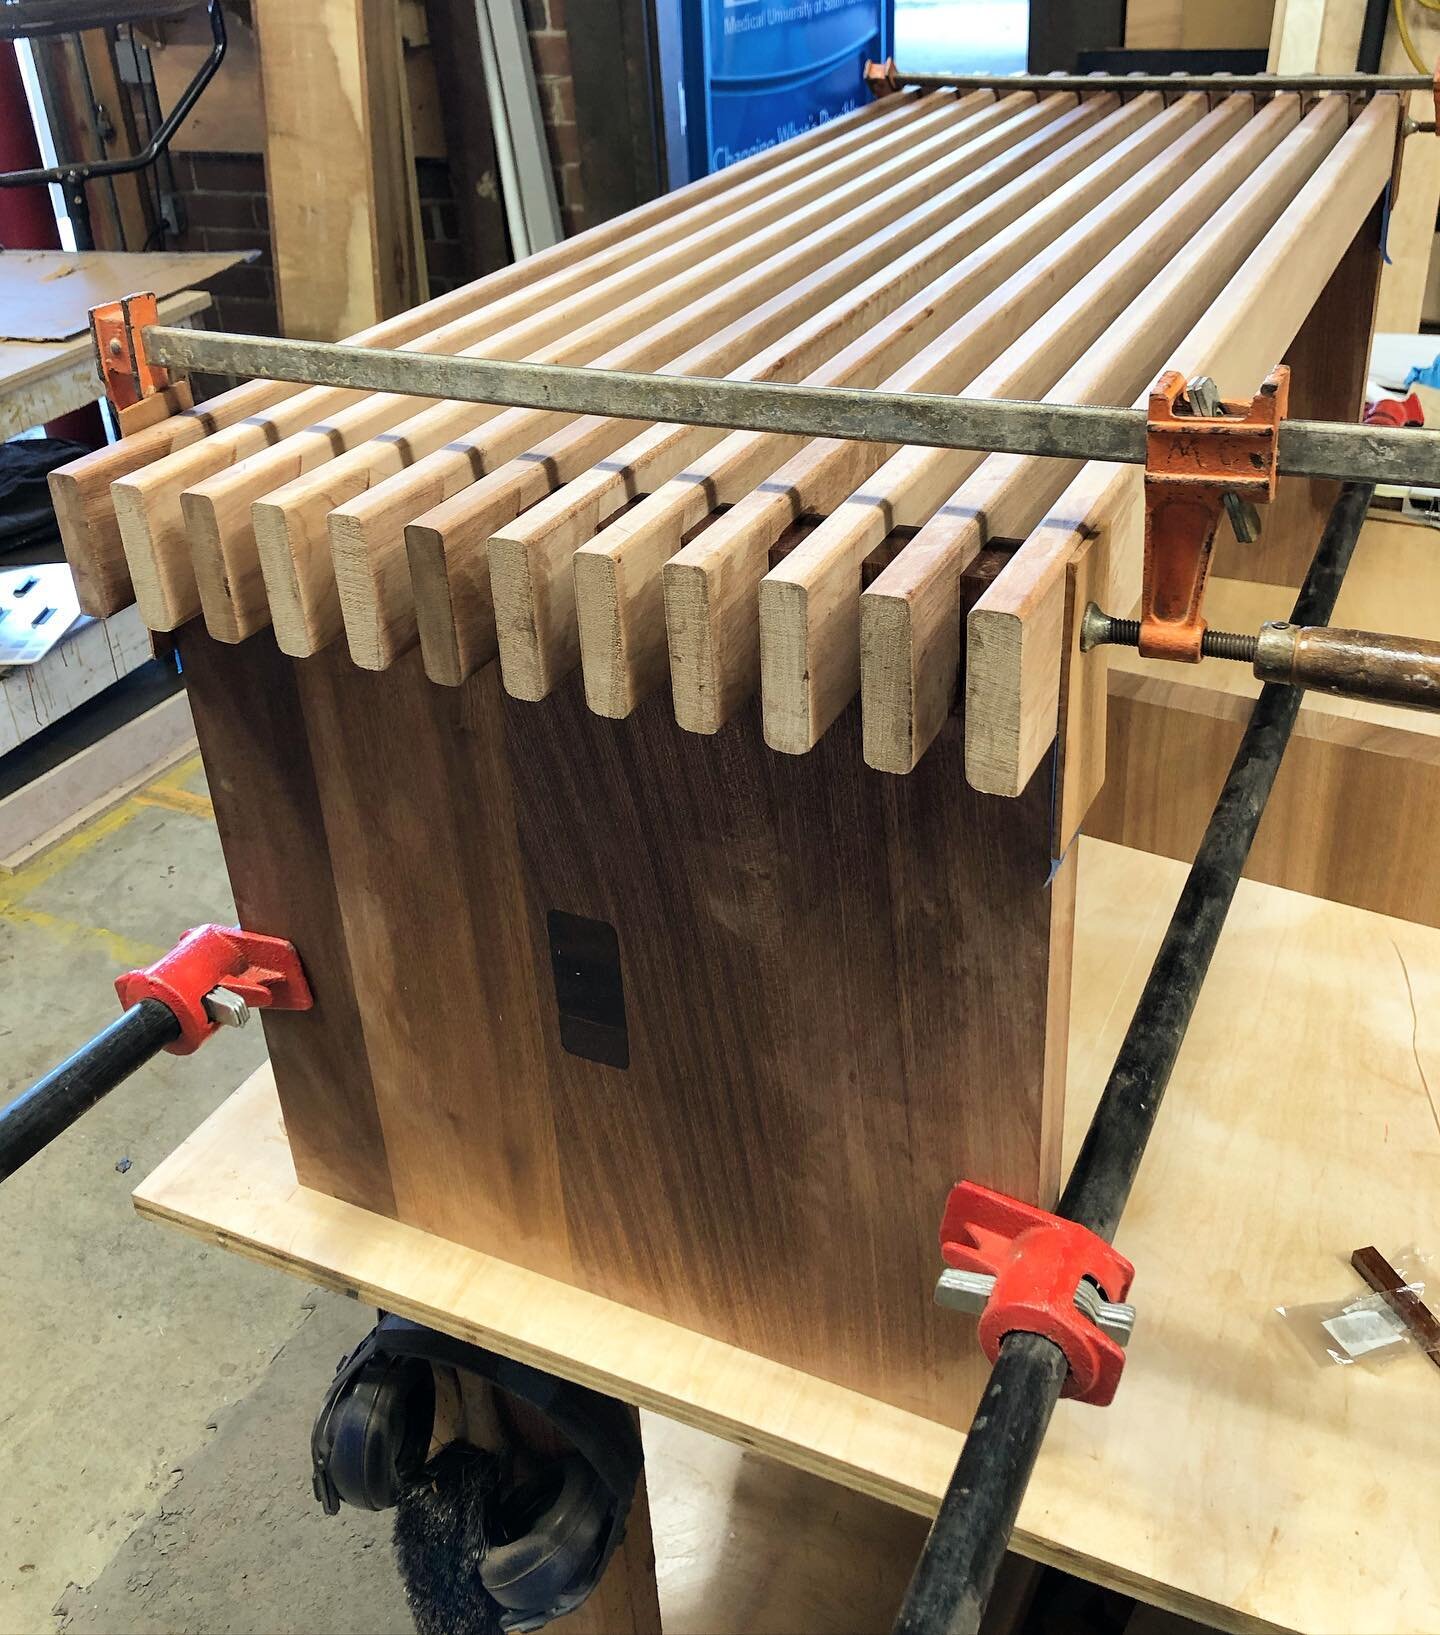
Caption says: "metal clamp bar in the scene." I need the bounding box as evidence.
[138,326,1440,491]
[867,61,1433,95]
[893,483,1377,1635]
[935,1267,1136,1348]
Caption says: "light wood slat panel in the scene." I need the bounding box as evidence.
[860,92,1378,784]
[560,97,1224,727]
[477,96,1160,708]
[953,94,1396,795]
[569,100,1225,722]
[661,95,1277,740]
[114,90,979,636]
[411,97,1161,693]
[48,89,907,619]
[175,91,967,647]
[488,98,1156,702]
[756,98,1310,757]
[250,92,1032,659]
[336,94,1070,673]
[137,95,960,643]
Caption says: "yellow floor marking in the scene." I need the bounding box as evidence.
[0,751,212,966]
[0,804,140,903]
[2,903,164,970]
[133,785,216,822]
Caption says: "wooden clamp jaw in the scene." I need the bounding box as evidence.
[89,290,193,434]
[1140,366,1289,662]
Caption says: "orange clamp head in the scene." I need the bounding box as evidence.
[863,57,901,97]
[1140,366,1289,663]
[90,291,168,413]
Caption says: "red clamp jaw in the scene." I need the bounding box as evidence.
[115,924,313,1056]
[938,1181,1136,1407]
[1141,367,1288,662]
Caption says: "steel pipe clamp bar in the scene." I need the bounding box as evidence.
[140,327,1440,491]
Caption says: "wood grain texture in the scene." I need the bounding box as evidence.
[137,836,1440,1635]
[572,96,1191,724]
[253,92,1002,658]
[1088,530,1440,926]
[337,92,1038,674]
[50,86,909,623]
[128,91,958,640]
[170,628,1069,1430]
[760,94,1260,758]
[960,93,1395,798]
[174,624,393,1213]
[561,96,1178,718]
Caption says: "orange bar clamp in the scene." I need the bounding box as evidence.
[1140,367,1289,662]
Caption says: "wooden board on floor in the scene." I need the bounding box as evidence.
[135,836,1440,1635]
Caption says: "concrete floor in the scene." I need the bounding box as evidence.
[0,755,410,1635]
[0,751,934,1635]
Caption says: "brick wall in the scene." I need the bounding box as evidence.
[164,3,590,331]
[520,0,587,234]
[168,152,278,337]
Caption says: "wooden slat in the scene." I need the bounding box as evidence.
[116,91,961,638]
[490,98,1164,710]
[249,93,1013,658]
[757,95,1292,758]
[410,97,1149,693]
[162,89,972,645]
[337,94,1060,672]
[48,88,911,619]
[959,93,1397,797]
[563,95,1202,729]
[662,95,1267,740]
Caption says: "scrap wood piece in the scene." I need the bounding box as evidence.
[1350,1246,1440,1368]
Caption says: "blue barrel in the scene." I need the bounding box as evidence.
[703,0,885,172]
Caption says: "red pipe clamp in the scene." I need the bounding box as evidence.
[939,1181,1135,1407]
[115,924,313,1056]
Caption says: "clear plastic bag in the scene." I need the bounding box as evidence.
[1274,1247,1433,1369]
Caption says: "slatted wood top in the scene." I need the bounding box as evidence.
[50,88,1400,797]
[134,838,1440,1635]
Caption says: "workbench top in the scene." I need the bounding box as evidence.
[134,838,1440,1634]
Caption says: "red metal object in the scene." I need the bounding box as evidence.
[1140,366,1289,662]
[115,925,314,1056]
[90,291,170,414]
[939,1181,1135,1407]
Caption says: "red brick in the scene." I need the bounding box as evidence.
[184,152,266,194]
[547,0,565,26]
[529,31,570,76]
[545,77,575,125]
[547,121,581,167]
[561,202,586,237]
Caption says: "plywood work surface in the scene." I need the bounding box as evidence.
[136,838,1440,1634]
[0,252,247,342]
[0,290,210,440]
